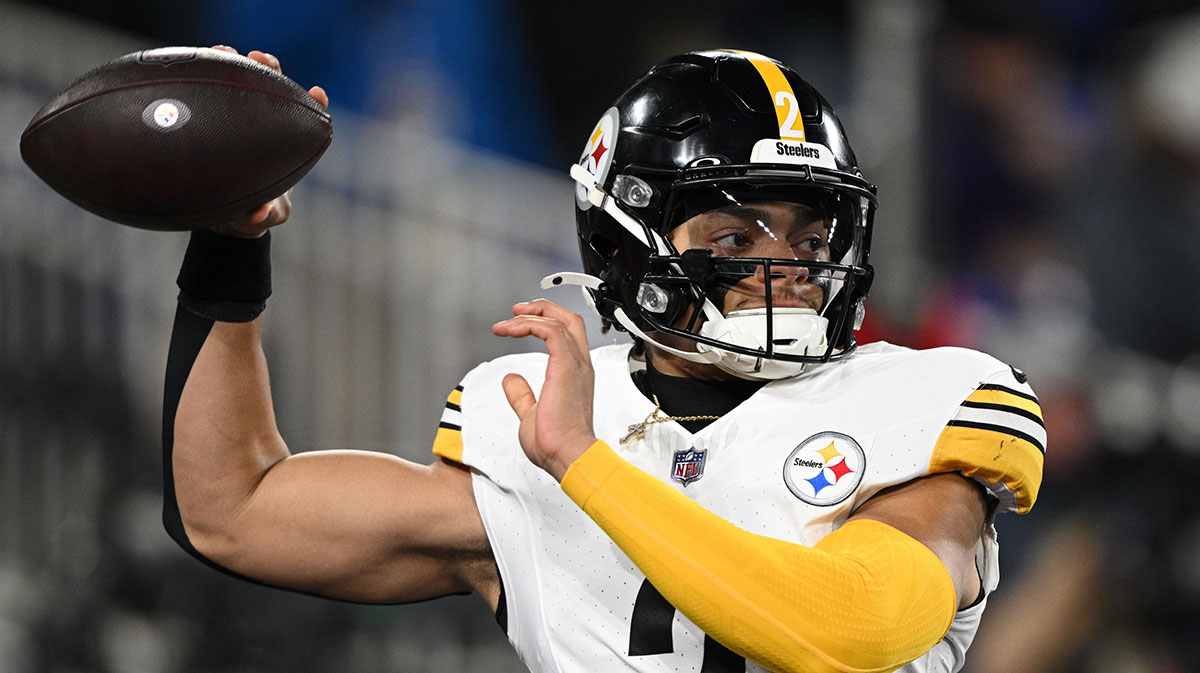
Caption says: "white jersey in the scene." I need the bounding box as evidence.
[432,342,1044,673]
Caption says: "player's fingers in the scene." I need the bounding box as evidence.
[272,190,293,222]
[246,50,281,73]
[309,86,329,109]
[491,315,540,339]
[492,315,567,343]
[249,202,272,224]
[501,373,537,419]
[211,45,238,55]
[493,315,589,362]
[511,300,589,348]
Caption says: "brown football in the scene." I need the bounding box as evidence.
[20,46,332,231]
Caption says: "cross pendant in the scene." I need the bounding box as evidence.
[620,422,647,444]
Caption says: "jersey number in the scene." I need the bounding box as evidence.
[628,578,745,672]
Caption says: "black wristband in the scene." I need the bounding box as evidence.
[176,229,272,322]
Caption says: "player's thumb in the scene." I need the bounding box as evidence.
[501,373,537,419]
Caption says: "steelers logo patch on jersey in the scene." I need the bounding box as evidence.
[576,106,619,210]
[783,432,866,506]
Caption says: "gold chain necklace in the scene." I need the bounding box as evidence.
[619,395,720,444]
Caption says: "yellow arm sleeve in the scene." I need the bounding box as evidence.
[561,440,957,673]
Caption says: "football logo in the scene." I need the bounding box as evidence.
[136,48,200,66]
[575,107,619,210]
[141,99,191,132]
[783,432,865,506]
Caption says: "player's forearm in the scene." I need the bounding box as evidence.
[561,441,957,673]
[163,229,282,561]
[161,305,495,601]
[172,318,289,542]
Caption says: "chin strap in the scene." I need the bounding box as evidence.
[540,272,721,364]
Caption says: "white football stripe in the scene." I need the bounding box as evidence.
[440,407,463,426]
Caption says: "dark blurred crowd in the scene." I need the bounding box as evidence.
[881,5,1200,671]
[7,0,1200,671]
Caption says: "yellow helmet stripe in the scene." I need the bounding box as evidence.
[725,49,805,141]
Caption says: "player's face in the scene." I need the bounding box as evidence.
[670,200,832,314]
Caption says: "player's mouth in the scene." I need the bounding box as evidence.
[730,294,821,312]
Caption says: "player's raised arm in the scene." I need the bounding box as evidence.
[161,47,497,607]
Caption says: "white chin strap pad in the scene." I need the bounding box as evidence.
[697,308,829,380]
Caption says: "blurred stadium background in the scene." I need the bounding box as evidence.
[3,0,1200,671]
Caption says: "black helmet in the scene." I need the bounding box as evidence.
[564,49,876,379]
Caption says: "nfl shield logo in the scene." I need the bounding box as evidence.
[671,447,706,486]
[137,48,200,66]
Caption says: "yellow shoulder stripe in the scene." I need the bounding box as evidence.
[433,384,465,462]
[964,387,1042,420]
[930,424,1044,514]
[432,423,463,463]
[724,49,805,141]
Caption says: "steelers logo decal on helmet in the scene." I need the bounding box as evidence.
[576,107,619,210]
[783,432,866,506]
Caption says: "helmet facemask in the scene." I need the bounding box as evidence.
[629,179,873,379]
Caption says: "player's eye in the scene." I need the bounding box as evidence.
[792,234,828,257]
[712,230,752,250]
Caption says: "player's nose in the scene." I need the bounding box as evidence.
[753,260,810,284]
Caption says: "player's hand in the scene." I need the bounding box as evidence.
[492,299,597,481]
[205,45,330,239]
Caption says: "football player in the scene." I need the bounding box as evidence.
[165,47,1044,673]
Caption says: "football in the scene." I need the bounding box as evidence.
[20,46,332,231]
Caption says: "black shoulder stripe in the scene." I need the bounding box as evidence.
[976,383,1039,404]
[455,384,464,392]
[438,421,462,431]
[445,402,462,412]
[946,419,1046,454]
[960,400,1046,429]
